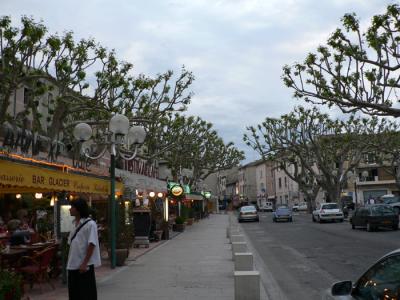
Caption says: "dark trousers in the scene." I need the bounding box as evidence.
[68,265,97,300]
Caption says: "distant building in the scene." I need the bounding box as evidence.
[238,161,258,205]
[273,164,303,208]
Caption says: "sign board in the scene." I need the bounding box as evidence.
[60,205,74,233]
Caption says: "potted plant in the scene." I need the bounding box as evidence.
[173,216,186,232]
[103,202,134,266]
[186,207,195,225]
[0,270,23,300]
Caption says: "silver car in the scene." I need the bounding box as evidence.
[327,248,400,299]
[238,205,259,222]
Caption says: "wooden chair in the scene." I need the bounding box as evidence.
[17,246,56,292]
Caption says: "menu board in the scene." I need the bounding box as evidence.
[60,205,75,233]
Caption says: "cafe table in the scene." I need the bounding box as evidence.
[0,248,28,270]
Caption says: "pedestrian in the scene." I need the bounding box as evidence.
[67,198,101,300]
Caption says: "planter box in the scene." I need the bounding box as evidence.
[172,223,185,232]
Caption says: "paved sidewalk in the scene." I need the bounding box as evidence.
[24,232,180,300]
[98,214,234,300]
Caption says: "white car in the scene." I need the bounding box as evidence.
[312,203,344,223]
[327,248,400,299]
[293,202,308,212]
[259,201,273,212]
[380,194,400,214]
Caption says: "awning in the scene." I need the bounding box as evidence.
[0,159,123,195]
[185,193,204,201]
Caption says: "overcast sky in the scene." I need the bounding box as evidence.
[1,0,395,163]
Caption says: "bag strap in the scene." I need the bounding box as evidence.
[70,219,92,243]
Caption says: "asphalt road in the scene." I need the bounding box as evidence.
[239,212,400,300]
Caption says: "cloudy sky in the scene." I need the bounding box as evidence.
[1,0,395,162]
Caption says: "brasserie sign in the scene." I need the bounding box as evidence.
[0,160,117,195]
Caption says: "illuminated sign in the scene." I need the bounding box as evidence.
[171,185,184,197]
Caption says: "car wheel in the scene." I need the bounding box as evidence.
[289,218,293,222]
[273,218,276,222]
[367,222,373,232]
[312,215,315,222]
[351,223,355,229]
[339,219,344,223]
[318,216,322,223]
[393,224,399,231]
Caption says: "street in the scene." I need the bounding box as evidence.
[239,212,400,300]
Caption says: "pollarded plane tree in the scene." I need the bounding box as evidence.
[160,114,244,187]
[244,106,391,207]
[282,4,400,117]
[0,16,196,157]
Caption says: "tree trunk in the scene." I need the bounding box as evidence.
[0,91,12,124]
[48,103,67,140]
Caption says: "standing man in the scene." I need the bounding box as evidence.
[67,198,101,300]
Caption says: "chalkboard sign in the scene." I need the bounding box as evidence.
[133,209,151,237]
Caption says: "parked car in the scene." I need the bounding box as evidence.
[328,248,400,299]
[379,194,400,215]
[312,203,344,223]
[293,202,307,212]
[259,201,273,212]
[272,207,293,222]
[350,204,399,232]
[238,205,259,222]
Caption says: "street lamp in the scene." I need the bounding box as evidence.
[73,114,146,268]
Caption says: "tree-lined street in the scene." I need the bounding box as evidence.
[240,212,400,299]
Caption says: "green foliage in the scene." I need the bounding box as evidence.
[0,270,22,300]
[0,16,195,146]
[149,114,244,185]
[282,4,400,117]
[36,215,53,235]
[244,106,395,204]
[175,216,186,225]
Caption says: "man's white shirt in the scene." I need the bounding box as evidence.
[67,218,101,270]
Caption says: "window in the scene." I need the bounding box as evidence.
[363,152,377,164]
[284,177,287,187]
[23,88,31,105]
[278,178,282,188]
[353,254,400,299]
[260,170,263,179]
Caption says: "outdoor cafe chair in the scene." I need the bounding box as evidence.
[16,246,56,292]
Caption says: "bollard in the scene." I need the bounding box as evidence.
[230,234,245,244]
[234,252,253,271]
[232,242,247,260]
[234,271,260,300]
[230,227,240,235]
[229,228,240,240]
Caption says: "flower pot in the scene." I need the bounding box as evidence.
[172,223,185,232]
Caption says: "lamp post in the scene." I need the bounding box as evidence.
[73,114,146,268]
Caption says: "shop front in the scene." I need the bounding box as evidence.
[0,157,123,240]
